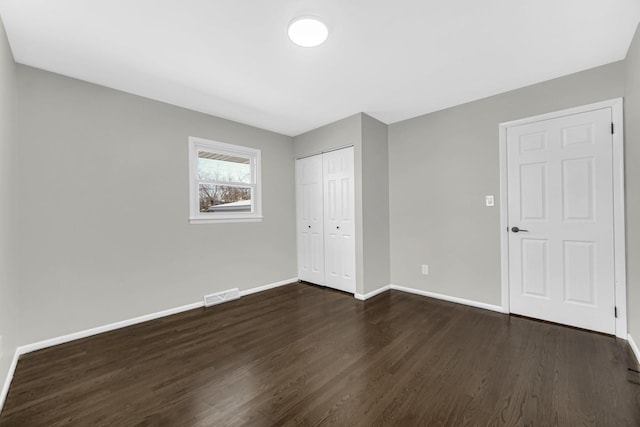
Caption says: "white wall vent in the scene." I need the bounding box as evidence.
[203,288,240,307]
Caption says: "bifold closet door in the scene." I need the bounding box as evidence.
[296,155,325,284]
[323,147,356,294]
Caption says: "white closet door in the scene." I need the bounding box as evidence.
[296,155,325,284]
[323,147,356,294]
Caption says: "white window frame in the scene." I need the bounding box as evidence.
[188,136,262,224]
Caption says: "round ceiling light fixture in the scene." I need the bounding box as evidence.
[287,16,328,47]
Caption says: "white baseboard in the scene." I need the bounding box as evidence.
[629,334,640,366]
[354,285,391,301]
[0,277,297,413]
[389,284,506,313]
[354,283,505,313]
[18,300,206,355]
[239,277,298,297]
[0,348,20,413]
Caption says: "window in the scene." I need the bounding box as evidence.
[189,137,262,223]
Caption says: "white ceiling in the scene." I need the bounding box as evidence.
[1,1,639,136]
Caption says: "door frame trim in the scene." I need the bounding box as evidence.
[498,98,627,338]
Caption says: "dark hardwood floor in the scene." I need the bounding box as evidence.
[1,283,639,426]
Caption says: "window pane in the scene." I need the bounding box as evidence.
[198,151,251,183]
[199,184,252,213]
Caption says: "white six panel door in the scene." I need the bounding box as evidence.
[507,108,615,334]
[323,147,356,294]
[296,155,325,284]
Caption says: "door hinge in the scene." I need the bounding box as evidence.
[615,306,618,318]
[611,122,614,135]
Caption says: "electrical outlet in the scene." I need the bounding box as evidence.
[421,264,429,275]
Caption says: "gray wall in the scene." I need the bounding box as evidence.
[625,24,640,341]
[361,114,391,294]
[0,16,16,399]
[13,65,297,345]
[389,61,625,305]
[293,114,362,159]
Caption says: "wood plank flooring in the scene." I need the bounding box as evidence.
[1,283,639,426]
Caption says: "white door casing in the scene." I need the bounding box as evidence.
[499,99,626,338]
[296,155,325,284]
[323,147,356,294]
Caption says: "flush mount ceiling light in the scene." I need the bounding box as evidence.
[287,16,328,47]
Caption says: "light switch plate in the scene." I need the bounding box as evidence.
[485,195,495,207]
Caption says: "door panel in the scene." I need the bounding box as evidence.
[563,240,595,305]
[296,155,324,284]
[507,108,615,334]
[521,238,549,298]
[323,147,356,294]
[519,163,547,220]
[562,158,594,221]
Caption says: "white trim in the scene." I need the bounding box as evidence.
[19,278,297,355]
[239,277,298,297]
[0,277,297,413]
[629,334,640,366]
[611,99,627,338]
[189,216,263,225]
[498,98,627,338]
[0,348,20,412]
[354,283,505,312]
[295,144,355,160]
[17,301,205,355]
[354,285,391,300]
[388,284,506,313]
[499,98,625,127]
[499,119,510,312]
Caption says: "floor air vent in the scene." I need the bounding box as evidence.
[204,288,240,307]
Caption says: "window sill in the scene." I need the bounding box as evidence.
[189,216,263,225]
